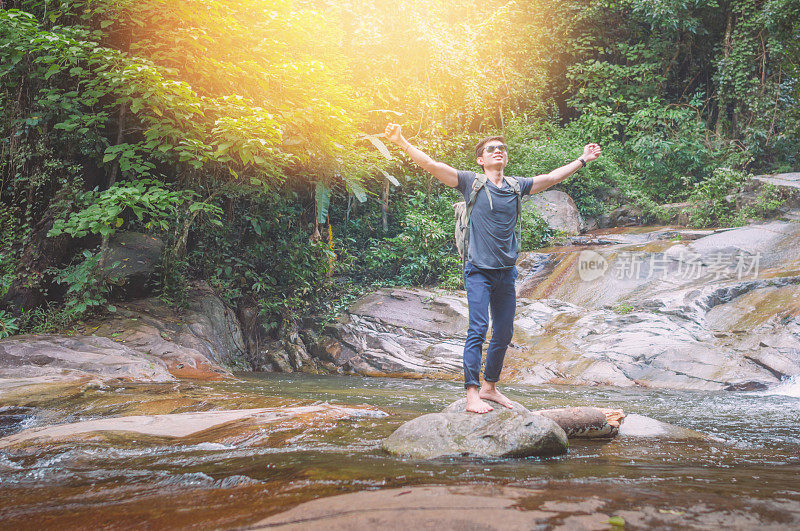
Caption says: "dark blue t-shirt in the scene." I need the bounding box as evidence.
[456,170,534,269]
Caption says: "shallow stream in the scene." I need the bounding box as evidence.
[2,373,799,528]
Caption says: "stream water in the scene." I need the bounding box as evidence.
[2,373,799,528]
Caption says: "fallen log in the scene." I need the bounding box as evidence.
[535,406,625,439]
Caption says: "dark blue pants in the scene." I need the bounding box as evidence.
[463,262,518,388]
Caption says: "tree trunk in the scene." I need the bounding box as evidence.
[715,10,733,138]
[172,188,224,260]
[97,103,127,271]
[381,178,390,232]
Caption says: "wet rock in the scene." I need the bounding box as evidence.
[524,190,584,235]
[0,284,247,388]
[0,335,176,388]
[348,287,469,336]
[0,404,387,449]
[724,381,769,391]
[382,398,568,459]
[282,324,315,371]
[250,483,800,531]
[745,350,800,380]
[0,406,35,437]
[250,486,560,530]
[321,288,466,376]
[746,173,800,210]
[303,216,800,391]
[181,284,248,368]
[83,288,244,379]
[256,340,294,372]
[618,413,713,440]
[686,219,800,264]
[104,231,164,297]
[300,328,341,364]
[239,308,333,374]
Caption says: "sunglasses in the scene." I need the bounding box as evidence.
[484,144,507,154]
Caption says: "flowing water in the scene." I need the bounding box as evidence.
[1,373,799,528]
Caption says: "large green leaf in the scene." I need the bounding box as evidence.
[365,134,393,160]
[315,182,331,223]
[380,169,400,187]
[347,181,368,203]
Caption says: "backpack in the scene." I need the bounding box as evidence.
[453,174,523,263]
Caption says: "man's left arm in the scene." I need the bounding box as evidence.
[527,143,602,195]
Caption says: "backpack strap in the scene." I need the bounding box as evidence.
[503,176,524,250]
[462,174,487,265]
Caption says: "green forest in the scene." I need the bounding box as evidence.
[1,0,799,340]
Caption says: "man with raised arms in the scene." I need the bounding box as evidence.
[385,123,602,413]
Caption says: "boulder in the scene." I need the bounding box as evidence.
[598,204,644,228]
[318,288,467,377]
[0,283,246,390]
[653,201,693,225]
[618,414,714,440]
[0,334,176,388]
[382,398,568,459]
[84,283,248,376]
[582,216,600,231]
[747,173,800,210]
[524,190,584,235]
[104,232,164,297]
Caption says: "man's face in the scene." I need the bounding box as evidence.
[477,142,508,171]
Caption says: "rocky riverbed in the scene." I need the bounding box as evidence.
[2,210,800,529]
[3,213,799,393]
[308,215,800,391]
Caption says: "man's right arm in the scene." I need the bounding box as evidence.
[384,123,458,188]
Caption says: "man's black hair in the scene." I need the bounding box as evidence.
[475,135,506,169]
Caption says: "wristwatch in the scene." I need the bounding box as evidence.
[578,157,586,168]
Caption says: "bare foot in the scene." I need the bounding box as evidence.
[465,386,493,414]
[479,385,514,409]
[599,407,625,428]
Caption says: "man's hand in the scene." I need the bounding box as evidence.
[385,123,405,146]
[528,142,603,195]
[384,122,458,187]
[582,143,602,163]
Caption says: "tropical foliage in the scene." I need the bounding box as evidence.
[1,0,798,337]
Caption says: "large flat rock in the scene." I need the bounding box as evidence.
[348,287,468,336]
[0,404,387,448]
[0,335,176,386]
[317,288,468,377]
[0,284,245,391]
[250,483,800,530]
[250,486,556,530]
[313,219,800,391]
